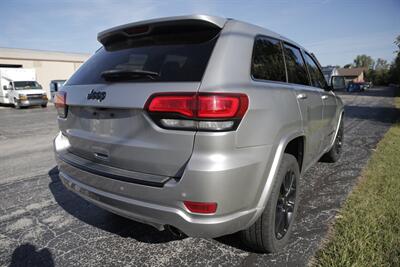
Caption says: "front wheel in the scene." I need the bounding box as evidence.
[240,154,300,253]
[14,99,21,109]
[41,104,47,108]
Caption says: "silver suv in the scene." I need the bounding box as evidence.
[54,15,344,252]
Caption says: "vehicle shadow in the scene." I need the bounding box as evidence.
[335,86,396,98]
[344,105,400,124]
[9,243,54,267]
[47,167,183,244]
[215,233,255,252]
[0,103,14,108]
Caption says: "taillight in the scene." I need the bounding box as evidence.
[145,93,248,131]
[54,91,67,118]
[183,201,217,214]
[148,94,196,117]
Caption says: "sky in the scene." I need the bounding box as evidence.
[0,0,399,66]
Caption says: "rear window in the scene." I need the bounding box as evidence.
[66,32,219,85]
[251,37,286,82]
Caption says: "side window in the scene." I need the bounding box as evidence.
[283,43,310,86]
[251,37,286,82]
[304,53,327,89]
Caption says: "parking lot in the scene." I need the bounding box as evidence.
[0,86,398,266]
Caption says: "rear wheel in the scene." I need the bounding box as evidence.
[321,118,344,163]
[241,154,299,253]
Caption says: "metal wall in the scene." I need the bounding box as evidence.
[0,48,90,97]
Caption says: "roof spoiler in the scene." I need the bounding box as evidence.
[97,15,227,46]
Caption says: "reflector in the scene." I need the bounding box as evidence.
[184,201,217,214]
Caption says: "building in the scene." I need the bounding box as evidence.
[336,67,366,83]
[0,47,90,97]
[321,66,339,84]
[330,67,367,90]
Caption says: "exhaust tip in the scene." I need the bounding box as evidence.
[165,225,186,239]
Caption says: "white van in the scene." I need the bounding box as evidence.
[0,68,48,108]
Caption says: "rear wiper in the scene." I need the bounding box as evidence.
[101,69,160,81]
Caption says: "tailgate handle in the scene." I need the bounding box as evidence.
[94,152,109,161]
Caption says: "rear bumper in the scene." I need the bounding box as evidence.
[54,132,271,238]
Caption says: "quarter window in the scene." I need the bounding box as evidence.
[251,37,286,82]
[283,44,310,86]
[304,53,327,89]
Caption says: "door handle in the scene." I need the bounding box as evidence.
[94,152,109,161]
[321,95,328,100]
[296,93,308,100]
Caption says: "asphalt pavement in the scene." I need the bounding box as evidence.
[0,87,398,266]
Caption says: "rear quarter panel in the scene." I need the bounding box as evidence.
[197,20,304,212]
[200,20,303,149]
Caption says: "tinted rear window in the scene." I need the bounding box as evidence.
[251,37,286,82]
[283,43,310,86]
[66,34,218,85]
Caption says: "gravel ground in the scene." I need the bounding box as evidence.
[0,86,398,267]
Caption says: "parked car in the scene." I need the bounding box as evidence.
[54,15,344,252]
[347,82,364,92]
[360,82,372,90]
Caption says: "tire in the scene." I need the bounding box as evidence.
[320,118,344,163]
[41,104,47,108]
[241,153,300,253]
[14,99,21,109]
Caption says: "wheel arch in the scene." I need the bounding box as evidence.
[283,135,305,173]
[244,130,305,229]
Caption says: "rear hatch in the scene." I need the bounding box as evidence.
[58,17,223,178]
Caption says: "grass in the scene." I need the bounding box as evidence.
[313,93,400,267]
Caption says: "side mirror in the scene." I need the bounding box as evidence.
[3,85,7,90]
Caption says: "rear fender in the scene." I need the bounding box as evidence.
[244,130,305,229]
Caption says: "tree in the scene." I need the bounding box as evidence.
[395,35,400,54]
[389,35,400,84]
[375,58,390,70]
[343,64,352,69]
[353,54,375,69]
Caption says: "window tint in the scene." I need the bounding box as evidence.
[251,37,286,82]
[283,44,310,86]
[304,53,327,89]
[66,36,218,85]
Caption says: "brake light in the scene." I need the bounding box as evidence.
[145,93,248,131]
[184,201,217,214]
[148,94,196,117]
[54,91,67,118]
